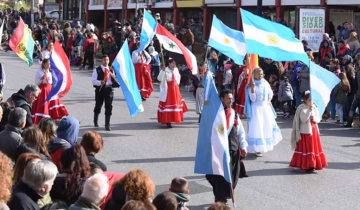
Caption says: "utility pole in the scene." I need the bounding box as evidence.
[135,0,139,19]
[121,0,126,47]
[257,0,262,16]
[30,0,34,26]
[79,0,82,21]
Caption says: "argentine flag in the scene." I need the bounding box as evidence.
[113,40,144,118]
[310,62,340,119]
[194,72,232,184]
[137,9,158,52]
[240,9,309,66]
[209,15,246,65]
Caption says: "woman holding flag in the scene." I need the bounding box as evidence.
[157,58,188,128]
[245,67,283,156]
[32,58,68,124]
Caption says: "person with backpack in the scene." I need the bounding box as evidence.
[148,46,161,79]
[278,75,294,119]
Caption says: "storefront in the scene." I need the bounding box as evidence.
[88,0,105,28]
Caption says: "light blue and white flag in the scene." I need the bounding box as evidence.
[137,9,158,52]
[310,62,340,118]
[209,15,246,65]
[113,40,144,118]
[194,72,232,184]
[240,9,309,66]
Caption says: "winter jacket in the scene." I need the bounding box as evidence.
[182,31,194,47]
[15,143,51,162]
[299,65,310,93]
[82,37,95,53]
[69,197,100,210]
[290,63,302,88]
[278,81,294,102]
[0,124,23,161]
[7,180,42,210]
[337,44,351,60]
[48,137,72,169]
[355,70,360,99]
[333,84,348,105]
[10,89,33,127]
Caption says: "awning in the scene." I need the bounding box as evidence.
[176,0,202,8]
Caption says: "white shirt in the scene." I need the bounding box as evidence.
[132,50,151,64]
[35,69,52,85]
[92,65,113,87]
[157,67,181,84]
[158,67,181,102]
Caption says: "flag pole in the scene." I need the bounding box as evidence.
[229,183,236,209]
[203,46,210,105]
[159,43,168,82]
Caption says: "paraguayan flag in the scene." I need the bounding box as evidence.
[113,40,144,118]
[310,62,340,119]
[209,15,247,65]
[194,72,232,184]
[137,9,158,52]
[240,9,310,66]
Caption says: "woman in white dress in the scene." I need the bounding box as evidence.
[245,67,283,156]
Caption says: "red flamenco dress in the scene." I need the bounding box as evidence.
[32,69,68,124]
[233,66,248,115]
[157,68,188,124]
[290,121,328,170]
[133,51,153,98]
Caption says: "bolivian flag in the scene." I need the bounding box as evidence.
[9,18,35,66]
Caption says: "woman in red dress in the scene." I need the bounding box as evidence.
[290,91,328,172]
[157,58,188,128]
[32,58,68,124]
[233,65,248,116]
[132,42,153,101]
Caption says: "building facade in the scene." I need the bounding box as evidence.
[84,0,360,41]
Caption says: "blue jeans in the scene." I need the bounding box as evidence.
[328,91,336,119]
[293,86,301,107]
[280,100,293,116]
[335,104,344,122]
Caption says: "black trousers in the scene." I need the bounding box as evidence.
[83,51,94,68]
[348,97,360,121]
[94,86,113,116]
[206,149,240,202]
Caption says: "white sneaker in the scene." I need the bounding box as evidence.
[256,152,263,157]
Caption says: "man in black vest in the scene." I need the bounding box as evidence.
[205,89,248,203]
[92,54,119,131]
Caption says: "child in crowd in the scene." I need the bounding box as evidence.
[333,72,351,124]
[278,75,294,118]
[329,58,341,76]
[269,74,279,108]
[148,46,161,79]
[222,63,233,90]
[169,177,190,210]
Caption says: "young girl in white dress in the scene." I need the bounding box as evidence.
[245,67,283,156]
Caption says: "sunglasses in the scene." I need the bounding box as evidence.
[32,93,38,100]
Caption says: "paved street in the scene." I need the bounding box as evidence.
[1,51,359,210]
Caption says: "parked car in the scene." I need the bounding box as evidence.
[45,10,62,19]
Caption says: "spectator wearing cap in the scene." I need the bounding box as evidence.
[337,40,351,65]
[155,13,162,25]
